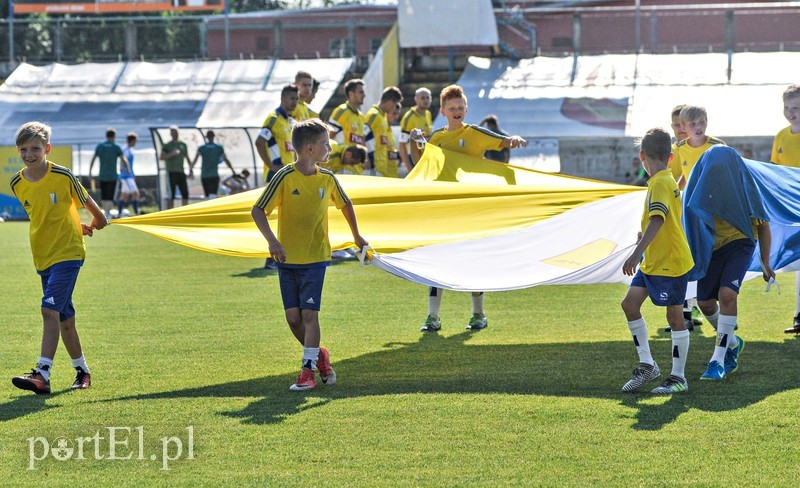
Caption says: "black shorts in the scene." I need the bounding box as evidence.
[99,179,117,201]
[168,172,189,200]
[201,176,220,197]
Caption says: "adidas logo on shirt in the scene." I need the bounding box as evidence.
[731,279,740,287]
[306,297,315,304]
[292,189,300,195]
[23,200,31,208]
[44,297,56,305]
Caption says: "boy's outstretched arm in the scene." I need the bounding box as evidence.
[501,135,527,149]
[340,202,368,251]
[622,216,664,276]
[757,221,776,281]
[251,206,285,263]
[83,196,108,236]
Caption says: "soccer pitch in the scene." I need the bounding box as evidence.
[1,221,799,486]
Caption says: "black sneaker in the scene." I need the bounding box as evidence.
[12,369,51,394]
[71,367,91,390]
[784,314,800,334]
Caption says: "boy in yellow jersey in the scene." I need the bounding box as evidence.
[292,71,314,122]
[668,104,688,181]
[620,128,694,394]
[410,84,526,332]
[328,78,366,148]
[688,146,775,381]
[364,86,403,177]
[669,105,726,189]
[770,84,800,333]
[256,84,299,183]
[251,119,368,391]
[9,122,108,394]
[399,87,433,173]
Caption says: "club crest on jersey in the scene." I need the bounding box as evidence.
[50,193,57,204]
[459,139,465,147]
[319,188,324,199]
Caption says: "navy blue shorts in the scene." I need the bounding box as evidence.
[697,238,755,300]
[278,266,326,311]
[630,270,689,306]
[38,260,83,321]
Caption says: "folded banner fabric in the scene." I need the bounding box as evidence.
[113,145,638,257]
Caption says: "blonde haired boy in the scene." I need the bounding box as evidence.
[409,84,526,332]
[10,121,108,394]
[771,84,800,333]
[669,105,726,189]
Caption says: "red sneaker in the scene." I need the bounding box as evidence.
[317,347,337,386]
[12,370,51,395]
[289,367,316,391]
[71,367,91,390]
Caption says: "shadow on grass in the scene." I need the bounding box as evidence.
[86,332,800,431]
[0,390,68,422]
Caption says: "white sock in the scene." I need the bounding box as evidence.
[704,306,720,331]
[687,297,698,310]
[795,271,800,317]
[471,292,484,315]
[36,357,54,381]
[428,287,442,318]
[670,329,690,379]
[71,354,89,374]
[302,347,320,370]
[627,318,654,365]
[711,314,737,364]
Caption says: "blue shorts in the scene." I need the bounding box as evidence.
[38,260,83,321]
[697,238,755,300]
[278,266,326,311]
[630,270,689,306]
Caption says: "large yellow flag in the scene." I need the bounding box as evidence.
[113,145,638,257]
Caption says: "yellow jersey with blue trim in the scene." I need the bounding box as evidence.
[364,105,399,177]
[669,136,726,183]
[399,108,433,144]
[259,107,296,173]
[427,124,504,159]
[640,169,694,277]
[771,126,800,168]
[10,162,89,271]
[253,164,351,266]
[328,103,366,147]
[292,100,312,122]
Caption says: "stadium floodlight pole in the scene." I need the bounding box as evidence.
[224,0,230,60]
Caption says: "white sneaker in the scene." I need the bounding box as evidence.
[622,362,660,392]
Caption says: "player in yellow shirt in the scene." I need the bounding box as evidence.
[669,104,688,181]
[292,71,314,122]
[321,141,367,174]
[252,119,368,391]
[771,84,800,333]
[364,86,403,177]
[410,84,526,332]
[9,121,108,394]
[620,128,694,394]
[399,87,433,173]
[328,78,366,148]
[256,84,298,183]
[668,105,725,189]
[307,79,321,120]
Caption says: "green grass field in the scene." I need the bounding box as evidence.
[1,220,799,486]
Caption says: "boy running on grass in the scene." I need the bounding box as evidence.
[621,128,695,394]
[251,118,368,391]
[10,121,108,394]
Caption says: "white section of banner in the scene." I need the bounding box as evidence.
[397,0,498,48]
[371,190,646,292]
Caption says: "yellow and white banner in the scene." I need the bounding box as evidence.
[113,145,638,262]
